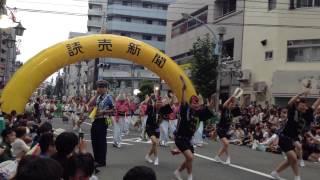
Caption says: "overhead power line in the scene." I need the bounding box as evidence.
[209,22,320,29]
[15,7,320,30]
[15,7,320,22]
[14,0,320,15]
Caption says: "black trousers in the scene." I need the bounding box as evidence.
[91,118,107,165]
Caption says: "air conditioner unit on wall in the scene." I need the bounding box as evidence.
[237,69,251,82]
[253,81,267,92]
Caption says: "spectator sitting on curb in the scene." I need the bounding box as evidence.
[66,153,96,180]
[14,155,63,180]
[123,166,156,180]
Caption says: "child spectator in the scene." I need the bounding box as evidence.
[0,128,16,163]
[39,132,56,157]
[31,122,53,148]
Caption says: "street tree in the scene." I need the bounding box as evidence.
[54,77,64,99]
[190,34,218,98]
[45,84,54,98]
[138,79,153,102]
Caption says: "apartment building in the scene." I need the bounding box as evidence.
[166,0,244,102]
[87,0,174,95]
[166,0,320,105]
[63,32,89,98]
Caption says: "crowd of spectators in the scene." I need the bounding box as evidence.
[208,102,320,163]
[0,97,157,180]
[0,105,96,180]
[1,94,320,180]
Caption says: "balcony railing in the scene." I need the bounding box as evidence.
[107,4,167,20]
[87,20,102,27]
[88,9,104,16]
[108,20,166,35]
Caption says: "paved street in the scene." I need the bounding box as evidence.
[52,118,319,180]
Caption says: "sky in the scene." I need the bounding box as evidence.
[6,0,88,80]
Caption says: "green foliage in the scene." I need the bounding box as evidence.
[45,85,53,98]
[190,34,218,98]
[138,79,153,102]
[54,77,64,98]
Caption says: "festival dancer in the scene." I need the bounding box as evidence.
[169,95,180,140]
[114,94,129,148]
[270,92,320,180]
[159,95,172,147]
[145,94,162,166]
[173,76,200,180]
[213,88,242,165]
[139,95,149,141]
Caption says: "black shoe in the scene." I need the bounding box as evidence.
[95,163,106,168]
[95,168,100,174]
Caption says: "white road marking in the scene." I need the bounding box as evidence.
[83,122,113,132]
[131,139,152,144]
[194,153,282,179]
[84,140,133,146]
[122,138,141,142]
[83,122,92,126]
[56,125,285,179]
[109,142,133,146]
[123,138,175,145]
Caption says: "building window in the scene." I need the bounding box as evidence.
[122,17,131,22]
[142,35,152,40]
[158,20,167,26]
[187,19,197,30]
[223,38,234,60]
[215,0,236,19]
[171,6,208,38]
[108,0,114,5]
[146,20,153,24]
[265,51,273,60]
[268,0,277,10]
[161,5,168,10]
[125,17,131,22]
[122,0,132,6]
[198,13,208,23]
[107,17,113,21]
[142,2,152,8]
[287,39,320,62]
[157,36,165,42]
[297,0,320,7]
[120,32,131,37]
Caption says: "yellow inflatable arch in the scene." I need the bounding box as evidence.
[0,34,196,114]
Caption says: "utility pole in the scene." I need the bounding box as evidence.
[76,62,81,98]
[215,27,226,112]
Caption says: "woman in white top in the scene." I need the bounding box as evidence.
[73,100,85,132]
[11,127,30,159]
